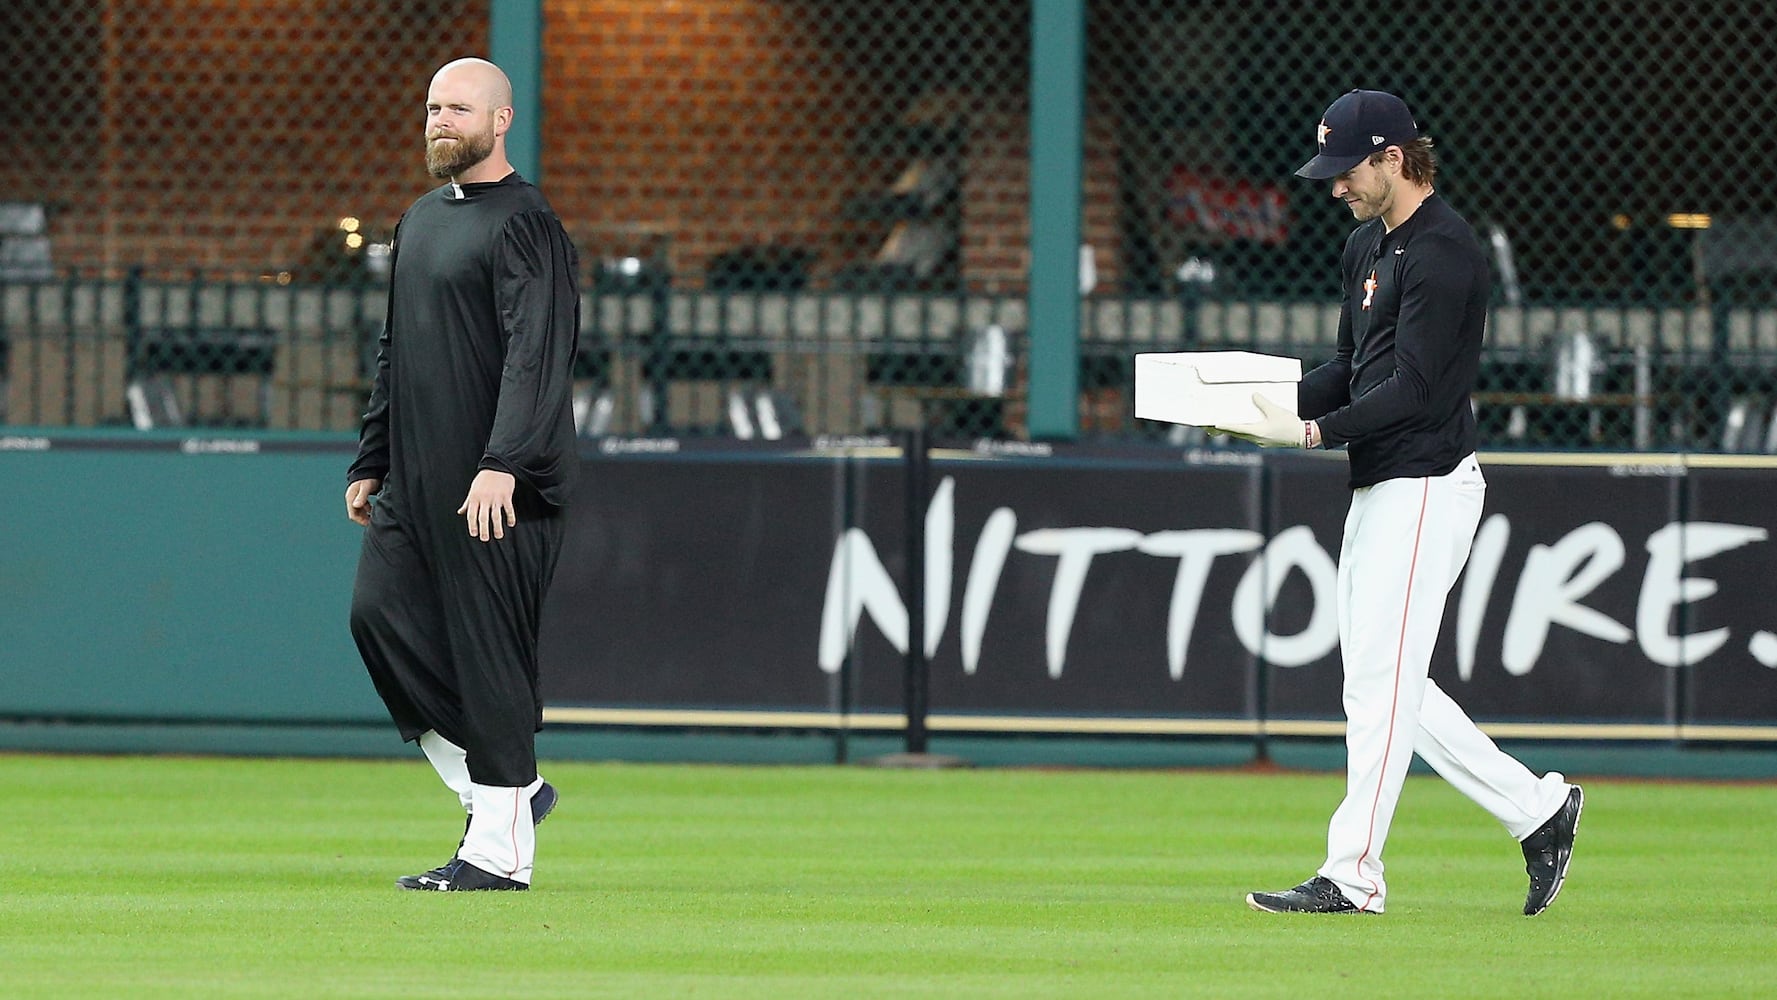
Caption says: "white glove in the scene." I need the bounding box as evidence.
[1213,394,1311,448]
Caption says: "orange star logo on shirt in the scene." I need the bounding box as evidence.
[1362,270,1378,309]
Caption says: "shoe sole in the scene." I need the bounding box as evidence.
[1527,787,1584,916]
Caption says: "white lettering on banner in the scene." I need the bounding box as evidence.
[817,528,907,673]
[960,508,1017,674]
[1749,631,1777,667]
[815,475,957,672]
[1137,529,1264,678]
[815,477,1777,680]
[1229,526,1340,667]
[1637,522,1768,666]
[924,477,956,659]
[1457,514,1511,681]
[1502,523,1633,675]
[1013,528,1144,677]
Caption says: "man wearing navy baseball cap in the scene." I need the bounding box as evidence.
[1217,90,1586,918]
[1294,89,1422,180]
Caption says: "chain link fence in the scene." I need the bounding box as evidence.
[549,0,1031,439]
[5,1,1776,449]
[1,0,484,430]
[1094,0,1777,453]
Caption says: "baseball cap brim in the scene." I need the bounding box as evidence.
[1294,152,1370,180]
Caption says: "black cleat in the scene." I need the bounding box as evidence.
[1522,785,1584,916]
[394,781,557,890]
[399,858,526,892]
[1246,876,1365,914]
[396,863,455,891]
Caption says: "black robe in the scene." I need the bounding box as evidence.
[347,173,579,786]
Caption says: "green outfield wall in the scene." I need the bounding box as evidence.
[0,432,380,724]
[4,433,1776,780]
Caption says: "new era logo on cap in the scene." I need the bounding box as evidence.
[1295,90,1419,180]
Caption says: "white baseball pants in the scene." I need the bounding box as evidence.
[461,779,540,885]
[1317,454,1571,912]
[418,728,539,885]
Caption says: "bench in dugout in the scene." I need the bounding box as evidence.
[866,339,990,438]
[641,337,778,436]
[126,328,277,430]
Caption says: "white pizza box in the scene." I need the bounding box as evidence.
[1134,351,1302,427]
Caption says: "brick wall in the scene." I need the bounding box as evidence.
[956,107,1121,293]
[544,1,880,283]
[4,0,484,274]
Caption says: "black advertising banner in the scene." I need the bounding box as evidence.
[757,445,1272,721]
[1678,463,1777,726]
[540,441,1271,724]
[857,447,1267,720]
[538,441,854,713]
[537,441,1776,736]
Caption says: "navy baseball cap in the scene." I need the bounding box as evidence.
[1294,90,1419,179]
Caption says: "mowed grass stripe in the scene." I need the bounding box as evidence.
[0,755,1771,999]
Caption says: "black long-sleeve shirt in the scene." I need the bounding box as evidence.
[349,173,580,517]
[1296,193,1488,489]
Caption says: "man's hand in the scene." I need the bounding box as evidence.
[1213,394,1312,448]
[345,478,382,526]
[458,469,518,541]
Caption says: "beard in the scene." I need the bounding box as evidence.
[1346,197,1381,221]
[1345,176,1392,221]
[425,125,495,179]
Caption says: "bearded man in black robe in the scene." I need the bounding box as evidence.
[345,57,579,892]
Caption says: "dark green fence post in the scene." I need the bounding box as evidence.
[123,266,144,389]
[646,278,671,434]
[489,0,543,184]
[902,426,930,754]
[1027,0,1085,442]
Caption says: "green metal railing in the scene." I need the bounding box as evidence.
[6,264,1776,451]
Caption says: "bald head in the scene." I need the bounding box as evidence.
[431,58,513,110]
[423,57,515,182]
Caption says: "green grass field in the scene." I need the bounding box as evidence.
[1,754,1771,998]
